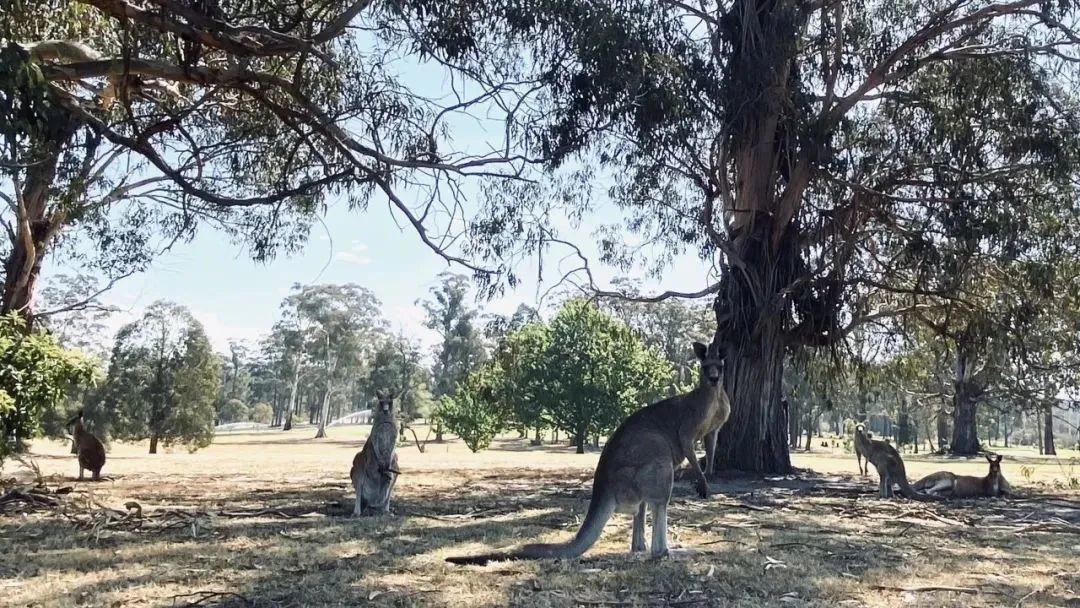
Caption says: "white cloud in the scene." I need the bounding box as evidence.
[334,241,372,266]
[188,308,265,351]
[335,251,373,266]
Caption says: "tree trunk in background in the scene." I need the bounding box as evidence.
[950,348,981,455]
[937,407,950,450]
[532,426,542,446]
[149,434,159,454]
[1043,404,1056,456]
[314,388,330,439]
[789,401,801,449]
[575,429,586,454]
[434,421,444,443]
[1003,414,1010,448]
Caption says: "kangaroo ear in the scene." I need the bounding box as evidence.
[375,390,385,400]
[994,455,1003,463]
[692,342,708,361]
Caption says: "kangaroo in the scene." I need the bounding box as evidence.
[350,391,399,516]
[853,424,932,501]
[67,410,105,481]
[853,428,873,476]
[447,340,730,565]
[913,454,1011,498]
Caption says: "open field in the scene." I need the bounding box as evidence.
[2,427,1078,607]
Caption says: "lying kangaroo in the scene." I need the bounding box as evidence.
[913,454,1012,498]
[350,391,399,516]
[853,424,932,501]
[67,410,105,481]
[447,340,730,565]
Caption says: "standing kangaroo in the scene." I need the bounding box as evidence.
[913,454,1012,498]
[853,424,932,501]
[67,410,105,481]
[447,340,730,565]
[350,391,399,516]
[853,428,873,476]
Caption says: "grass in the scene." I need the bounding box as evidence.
[1,426,1078,607]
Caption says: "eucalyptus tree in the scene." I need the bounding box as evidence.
[1,0,542,327]
[365,334,433,426]
[421,273,487,440]
[388,0,1080,471]
[281,283,386,438]
[98,301,220,453]
[602,280,714,391]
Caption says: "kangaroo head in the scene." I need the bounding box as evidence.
[985,453,1003,476]
[375,391,395,414]
[66,409,85,428]
[692,341,724,388]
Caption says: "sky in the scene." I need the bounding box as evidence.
[41,191,716,354]
[34,33,721,355]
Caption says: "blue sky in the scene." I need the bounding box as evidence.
[42,190,716,354]
[37,43,719,354]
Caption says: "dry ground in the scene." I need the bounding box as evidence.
[1,426,1078,608]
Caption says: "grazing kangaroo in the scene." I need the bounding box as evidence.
[913,454,1011,498]
[350,391,399,516]
[853,428,873,476]
[447,340,730,565]
[67,410,105,481]
[853,424,932,501]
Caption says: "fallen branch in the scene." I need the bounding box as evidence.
[870,584,1003,595]
[170,590,253,607]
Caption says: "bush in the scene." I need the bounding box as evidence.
[250,402,273,424]
[436,392,504,453]
[219,398,248,423]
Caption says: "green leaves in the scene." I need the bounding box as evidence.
[98,301,221,452]
[0,313,98,461]
[442,299,673,453]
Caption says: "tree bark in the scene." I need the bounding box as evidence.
[314,386,330,439]
[713,317,790,473]
[1,119,77,329]
[1043,403,1057,456]
[950,349,981,455]
[575,429,586,454]
[936,407,950,450]
[149,434,159,454]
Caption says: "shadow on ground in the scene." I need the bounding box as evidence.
[2,468,1078,607]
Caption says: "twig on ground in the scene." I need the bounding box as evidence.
[170,590,253,607]
[871,584,1004,595]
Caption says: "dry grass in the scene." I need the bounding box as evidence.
[1,426,1078,608]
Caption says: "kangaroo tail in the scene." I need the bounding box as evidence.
[446,492,617,565]
[898,477,941,502]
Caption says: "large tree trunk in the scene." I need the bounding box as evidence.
[575,429,586,454]
[149,434,159,454]
[1,119,77,329]
[713,229,791,473]
[950,349,981,455]
[1043,404,1057,456]
[713,322,790,472]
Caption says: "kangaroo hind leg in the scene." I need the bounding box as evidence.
[631,502,646,552]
